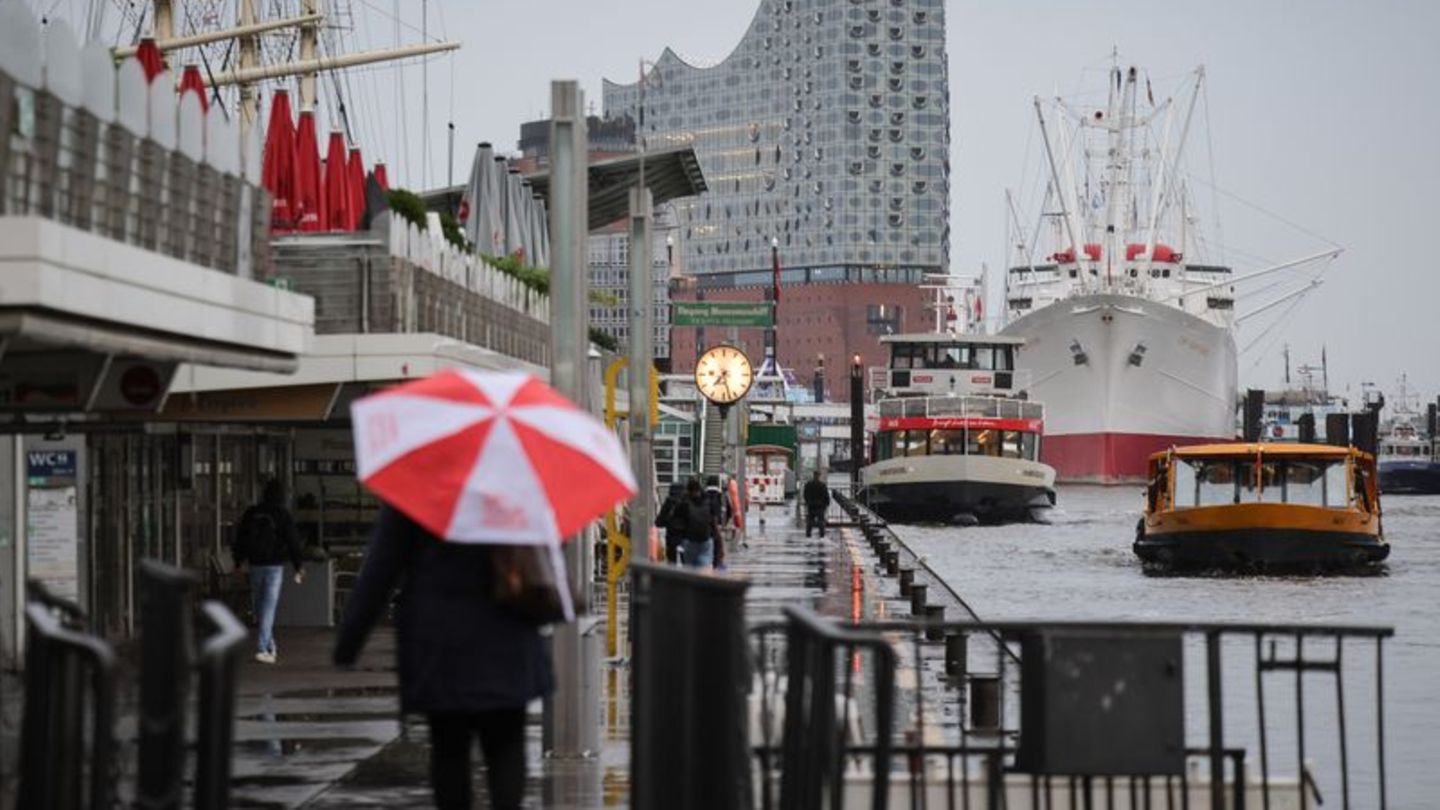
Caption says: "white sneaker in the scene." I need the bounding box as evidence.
[255,651,276,664]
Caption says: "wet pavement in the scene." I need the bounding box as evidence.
[0,499,916,808]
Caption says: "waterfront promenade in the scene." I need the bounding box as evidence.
[219,501,866,808]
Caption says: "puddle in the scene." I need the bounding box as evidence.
[234,737,377,757]
[230,773,323,787]
[275,685,399,699]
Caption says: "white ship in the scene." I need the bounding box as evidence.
[1000,61,1339,483]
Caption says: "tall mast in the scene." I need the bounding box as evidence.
[1034,97,1089,283]
[1143,67,1205,262]
[1101,60,1122,286]
[298,0,321,111]
[237,0,259,140]
[154,0,174,40]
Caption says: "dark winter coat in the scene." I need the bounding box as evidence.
[333,505,554,713]
[803,478,832,511]
[232,482,304,571]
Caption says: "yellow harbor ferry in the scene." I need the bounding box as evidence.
[1135,443,1388,571]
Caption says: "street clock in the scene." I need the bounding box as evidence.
[694,345,754,407]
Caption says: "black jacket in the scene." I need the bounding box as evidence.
[232,503,304,571]
[333,506,554,713]
[803,479,832,511]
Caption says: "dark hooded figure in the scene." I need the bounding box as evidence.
[232,478,304,663]
[655,481,688,563]
[334,505,553,810]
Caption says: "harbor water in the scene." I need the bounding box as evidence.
[900,485,1439,807]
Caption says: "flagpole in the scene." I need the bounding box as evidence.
[768,237,780,374]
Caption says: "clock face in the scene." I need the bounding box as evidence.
[695,345,754,405]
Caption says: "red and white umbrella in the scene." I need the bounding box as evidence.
[351,369,636,545]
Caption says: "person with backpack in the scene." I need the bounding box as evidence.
[232,479,305,664]
[803,469,832,538]
[704,475,732,570]
[678,477,718,568]
[655,481,687,563]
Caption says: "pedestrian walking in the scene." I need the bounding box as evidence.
[704,475,732,570]
[338,368,638,810]
[679,477,718,567]
[803,470,831,538]
[655,481,687,563]
[232,479,305,664]
[335,506,551,810]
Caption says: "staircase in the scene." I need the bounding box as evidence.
[702,402,727,474]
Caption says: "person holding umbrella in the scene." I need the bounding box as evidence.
[334,370,636,810]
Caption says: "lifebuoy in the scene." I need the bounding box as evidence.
[727,478,744,527]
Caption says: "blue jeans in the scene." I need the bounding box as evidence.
[249,565,284,654]
[680,539,713,568]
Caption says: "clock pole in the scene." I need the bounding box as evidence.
[627,186,656,564]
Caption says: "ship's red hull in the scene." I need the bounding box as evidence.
[1043,432,1234,484]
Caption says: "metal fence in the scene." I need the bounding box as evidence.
[0,9,267,278]
[750,608,1392,810]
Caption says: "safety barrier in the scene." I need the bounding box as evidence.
[630,562,752,810]
[750,607,1393,810]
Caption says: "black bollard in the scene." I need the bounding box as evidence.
[898,568,914,596]
[944,632,968,679]
[136,561,199,810]
[909,582,928,616]
[924,605,946,641]
[883,549,899,576]
[969,675,1001,732]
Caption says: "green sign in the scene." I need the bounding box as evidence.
[671,301,774,327]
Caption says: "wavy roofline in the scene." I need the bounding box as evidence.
[602,1,769,93]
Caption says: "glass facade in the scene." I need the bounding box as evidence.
[603,0,950,282]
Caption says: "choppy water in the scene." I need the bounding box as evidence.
[900,485,1440,807]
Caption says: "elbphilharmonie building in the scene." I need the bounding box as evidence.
[605,0,949,397]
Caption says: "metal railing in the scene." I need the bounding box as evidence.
[17,596,117,810]
[876,394,1044,422]
[194,600,248,810]
[0,47,265,278]
[750,607,1392,810]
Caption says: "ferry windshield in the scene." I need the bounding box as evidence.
[1171,458,1350,508]
[874,428,1039,461]
[890,343,1014,371]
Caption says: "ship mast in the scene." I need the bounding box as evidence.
[1034,97,1090,284]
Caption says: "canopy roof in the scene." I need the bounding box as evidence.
[1153,443,1364,461]
[422,145,707,233]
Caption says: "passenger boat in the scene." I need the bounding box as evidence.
[1135,443,1388,571]
[1374,378,1440,495]
[858,331,1056,525]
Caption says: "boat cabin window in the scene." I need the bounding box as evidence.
[887,343,1015,371]
[1171,457,1351,508]
[873,427,1041,461]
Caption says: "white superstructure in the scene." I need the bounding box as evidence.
[999,60,1337,482]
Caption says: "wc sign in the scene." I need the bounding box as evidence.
[28,450,77,485]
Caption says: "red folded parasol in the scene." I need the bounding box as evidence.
[293,111,324,232]
[373,163,389,191]
[323,130,350,231]
[135,38,165,83]
[347,148,366,230]
[177,64,207,112]
[351,370,636,545]
[261,90,296,232]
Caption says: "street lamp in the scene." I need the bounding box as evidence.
[767,237,780,374]
[850,353,865,491]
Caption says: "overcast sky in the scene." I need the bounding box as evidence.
[75,0,1440,403]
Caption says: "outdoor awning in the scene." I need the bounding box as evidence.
[421,145,707,232]
[159,333,547,423]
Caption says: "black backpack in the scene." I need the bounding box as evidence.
[236,508,282,563]
[681,498,714,542]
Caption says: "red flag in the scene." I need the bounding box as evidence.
[771,243,781,304]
